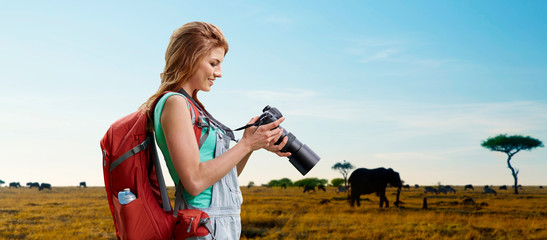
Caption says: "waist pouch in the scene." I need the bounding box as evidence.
[175,209,214,239]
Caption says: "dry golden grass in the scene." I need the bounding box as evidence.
[1,186,545,239]
[239,186,547,240]
[0,187,115,239]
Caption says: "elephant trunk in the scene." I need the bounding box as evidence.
[395,186,401,207]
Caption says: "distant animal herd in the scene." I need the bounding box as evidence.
[4,181,87,190]
[419,184,515,196]
[261,167,544,209]
[4,173,544,209]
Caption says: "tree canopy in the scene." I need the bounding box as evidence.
[332,160,355,187]
[294,178,328,187]
[268,178,294,187]
[330,178,345,187]
[482,134,543,155]
[481,134,543,194]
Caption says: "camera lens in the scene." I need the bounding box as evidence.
[278,132,320,175]
[289,144,320,176]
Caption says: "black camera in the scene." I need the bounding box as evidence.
[254,105,320,175]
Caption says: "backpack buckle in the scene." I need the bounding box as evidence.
[197,116,210,128]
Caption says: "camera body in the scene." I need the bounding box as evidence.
[255,106,320,175]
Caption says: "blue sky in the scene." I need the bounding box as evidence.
[1,1,546,187]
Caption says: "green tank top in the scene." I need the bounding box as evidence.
[153,92,216,208]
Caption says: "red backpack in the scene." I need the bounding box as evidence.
[100,91,213,240]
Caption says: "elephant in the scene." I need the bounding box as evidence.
[348,167,402,208]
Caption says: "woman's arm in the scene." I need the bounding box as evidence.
[161,95,283,196]
[236,152,252,176]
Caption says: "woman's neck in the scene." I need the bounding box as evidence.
[181,84,195,96]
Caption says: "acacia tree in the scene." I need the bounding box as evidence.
[331,178,345,187]
[267,178,294,187]
[294,178,328,187]
[331,160,355,188]
[481,134,543,194]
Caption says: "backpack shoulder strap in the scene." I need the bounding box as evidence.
[150,92,210,216]
[150,91,184,212]
[149,133,172,212]
[150,91,199,213]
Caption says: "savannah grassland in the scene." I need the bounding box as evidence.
[0,186,545,239]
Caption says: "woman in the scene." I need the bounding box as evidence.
[140,21,290,239]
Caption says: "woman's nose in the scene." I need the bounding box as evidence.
[214,67,222,78]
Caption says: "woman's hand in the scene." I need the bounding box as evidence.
[239,116,286,152]
[264,131,292,157]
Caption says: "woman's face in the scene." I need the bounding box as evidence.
[188,47,225,92]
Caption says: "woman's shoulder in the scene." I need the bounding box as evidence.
[159,93,194,122]
[154,92,184,112]
[163,92,186,104]
[162,93,190,112]
[158,92,184,103]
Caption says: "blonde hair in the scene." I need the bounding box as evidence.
[140,21,229,114]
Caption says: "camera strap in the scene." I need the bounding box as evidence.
[178,89,236,141]
[233,123,258,131]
